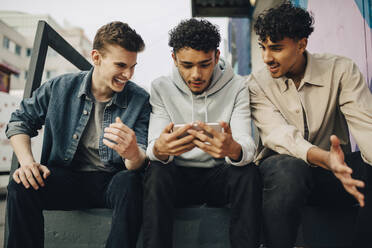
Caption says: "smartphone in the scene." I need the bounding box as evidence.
[172,122,223,138]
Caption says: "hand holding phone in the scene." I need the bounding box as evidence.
[188,121,242,160]
[153,123,196,160]
[173,122,222,139]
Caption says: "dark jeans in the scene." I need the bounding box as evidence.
[143,161,262,248]
[6,166,143,248]
[259,152,372,248]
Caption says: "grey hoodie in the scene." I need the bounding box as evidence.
[147,59,256,168]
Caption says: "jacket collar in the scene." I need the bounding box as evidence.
[77,67,128,108]
[277,51,326,93]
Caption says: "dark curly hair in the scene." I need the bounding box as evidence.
[93,21,145,54]
[169,18,221,53]
[254,1,314,42]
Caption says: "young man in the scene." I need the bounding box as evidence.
[5,21,150,248]
[143,18,262,248]
[249,2,372,247]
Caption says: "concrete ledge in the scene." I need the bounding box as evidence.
[44,206,231,248]
[42,205,357,248]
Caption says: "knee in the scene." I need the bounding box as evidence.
[7,179,30,204]
[260,155,311,201]
[144,161,173,188]
[110,170,142,195]
[230,164,262,189]
[144,162,175,201]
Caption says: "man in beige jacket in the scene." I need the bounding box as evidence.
[248,2,372,248]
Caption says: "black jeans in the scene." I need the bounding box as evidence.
[259,152,372,248]
[6,166,143,248]
[143,161,262,248]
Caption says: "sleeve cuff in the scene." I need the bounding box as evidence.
[146,141,174,164]
[225,139,255,166]
[299,142,316,164]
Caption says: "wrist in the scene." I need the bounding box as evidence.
[228,141,242,161]
[153,140,169,161]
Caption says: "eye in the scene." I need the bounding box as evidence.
[182,64,192,69]
[116,63,127,68]
[200,63,211,68]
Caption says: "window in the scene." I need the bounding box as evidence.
[46,70,51,79]
[26,48,32,57]
[3,37,10,49]
[15,44,21,56]
[24,70,28,80]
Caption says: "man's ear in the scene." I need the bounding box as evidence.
[91,49,101,66]
[298,38,308,53]
[171,52,178,67]
[215,49,221,63]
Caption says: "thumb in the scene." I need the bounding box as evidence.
[163,122,174,134]
[220,121,231,134]
[330,135,340,151]
[115,117,123,124]
[41,166,51,179]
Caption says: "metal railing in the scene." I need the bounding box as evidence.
[5,20,92,247]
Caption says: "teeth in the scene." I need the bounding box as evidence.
[115,78,125,84]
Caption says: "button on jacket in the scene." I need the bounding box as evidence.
[6,68,150,171]
[248,51,372,165]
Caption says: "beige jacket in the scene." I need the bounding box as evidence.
[248,51,372,165]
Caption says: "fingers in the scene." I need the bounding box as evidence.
[108,120,132,134]
[192,139,224,158]
[171,133,195,147]
[12,169,21,184]
[171,123,193,138]
[40,165,51,180]
[170,143,196,156]
[163,123,174,134]
[104,132,128,145]
[332,164,353,174]
[219,121,231,134]
[14,163,48,190]
[115,116,122,123]
[103,138,119,151]
[339,176,365,188]
[30,165,45,187]
[188,129,214,144]
[197,122,221,138]
[344,185,365,207]
[335,172,365,207]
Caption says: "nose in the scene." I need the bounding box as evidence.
[122,68,133,80]
[191,66,202,80]
[262,50,274,64]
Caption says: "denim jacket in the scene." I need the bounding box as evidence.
[6,68,150,171]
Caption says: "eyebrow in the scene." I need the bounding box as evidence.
[258,42,284,49]
[179,58,213,65]
[114,62,137,68]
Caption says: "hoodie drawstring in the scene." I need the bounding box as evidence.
[190,93,208,123]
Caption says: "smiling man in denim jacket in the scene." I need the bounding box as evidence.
[5,21,150,248]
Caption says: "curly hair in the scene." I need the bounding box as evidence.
[254,1,314,42]
[93,21,145,53]
[169,18,221,53]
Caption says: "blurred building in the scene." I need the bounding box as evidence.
[0,11,92,97]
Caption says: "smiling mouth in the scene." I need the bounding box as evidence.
[268,64,280,73]
[113,77,127,86]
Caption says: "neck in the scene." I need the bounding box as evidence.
[286,52,307,87]
[91,69,113,102]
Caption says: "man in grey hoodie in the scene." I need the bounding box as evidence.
[143,18,262,248]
